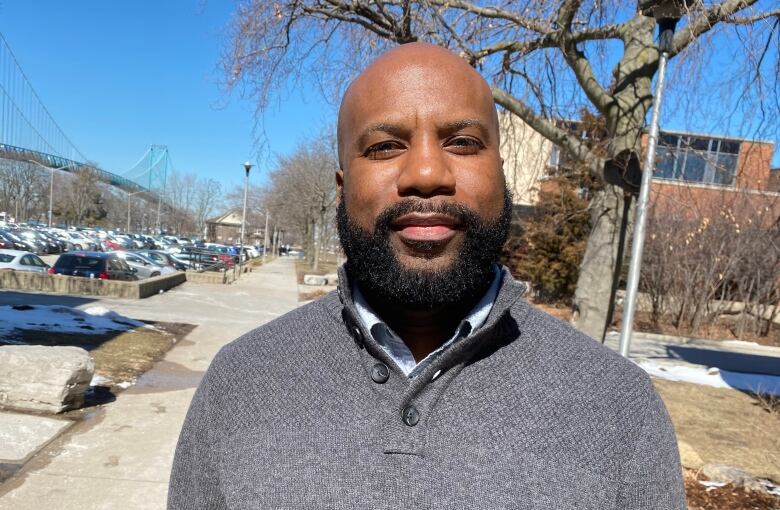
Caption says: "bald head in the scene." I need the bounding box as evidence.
[337,43,499,170]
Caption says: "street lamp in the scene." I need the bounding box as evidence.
[27,159,73,228]
[126,190,145,232]
[619,0,691,357]
[238,161,253,279]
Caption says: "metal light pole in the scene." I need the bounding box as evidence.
[619,2,687,357]
[238,161,253,280]
[262,209,270,263]
[27,159,72,227]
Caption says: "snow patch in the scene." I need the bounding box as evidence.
[637,359,780,396]
[0,304,145,340]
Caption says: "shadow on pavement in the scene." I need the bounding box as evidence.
[0,291,98,308]
[667,345,780,377]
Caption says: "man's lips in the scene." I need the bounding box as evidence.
[391,213,460,242]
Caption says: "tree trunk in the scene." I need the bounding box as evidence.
[571,183,632,339]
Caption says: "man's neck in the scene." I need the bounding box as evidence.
[361,290,481,363]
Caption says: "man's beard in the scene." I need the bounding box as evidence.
[337,188,513,310]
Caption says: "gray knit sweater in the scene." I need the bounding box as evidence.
[168,266,685,509]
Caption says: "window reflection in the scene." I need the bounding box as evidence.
[653,133,739,186]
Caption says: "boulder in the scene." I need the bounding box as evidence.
[0,345,94,413]
[702,464,765,491]
[303,275,328,286]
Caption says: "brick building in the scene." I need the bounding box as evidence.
[648,131,778,226]
[498,114,778,222]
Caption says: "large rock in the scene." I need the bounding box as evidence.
[0,346,94,413]
[702,464,765,491]
[303,274,328,286]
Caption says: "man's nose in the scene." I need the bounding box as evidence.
[396,140,456,197]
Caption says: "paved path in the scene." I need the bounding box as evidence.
[0,257,301,510]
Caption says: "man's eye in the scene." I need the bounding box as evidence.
[446,137,484,155]
[365,141,404,160]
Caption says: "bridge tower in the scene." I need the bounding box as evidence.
[148,144,169,233]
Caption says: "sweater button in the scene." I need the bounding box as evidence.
[371,362,389,384]
[402,405,420,426]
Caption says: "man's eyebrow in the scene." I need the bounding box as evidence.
[355,122,408,149]
[439,118,490,137]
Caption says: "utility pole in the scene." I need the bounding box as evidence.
[619,1,687,357]
[263,209,270,263]
[238,161,253,279]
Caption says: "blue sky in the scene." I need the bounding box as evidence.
[0,0,776,192]
[0,1,334,191]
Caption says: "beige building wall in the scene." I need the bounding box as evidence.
[498,111,554,205]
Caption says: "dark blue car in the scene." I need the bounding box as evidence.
[50,251,138,281]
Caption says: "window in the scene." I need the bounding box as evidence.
[0,254,14,263]
[654,133,740,186]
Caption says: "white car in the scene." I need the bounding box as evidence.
[114,251,176,279]
[0,249,50,273]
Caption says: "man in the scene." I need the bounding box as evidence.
[169,43,685,509]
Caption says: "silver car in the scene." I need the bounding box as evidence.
[114,251,175,279]
[0,249,50,273]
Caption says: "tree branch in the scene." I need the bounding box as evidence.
[491,87,604,179]
[670,0,759,56]
[556,0,612,114]
[425,0,552,34]
[724,7,780,25]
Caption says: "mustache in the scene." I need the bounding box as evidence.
[373,199,479,233]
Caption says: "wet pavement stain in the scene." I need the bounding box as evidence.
[127,360,204,395]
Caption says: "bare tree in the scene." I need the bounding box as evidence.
[264,137,338,269]
[642,187,780,339]
[193,178,223,237]
[59,166,106,226]
[223,0,780,338]
[0,159,48,222]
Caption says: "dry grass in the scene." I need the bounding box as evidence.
[753,392,780,417]
[7,323,194,390]
[295,259,339,284]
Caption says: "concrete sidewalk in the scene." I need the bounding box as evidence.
[0,257,301,510]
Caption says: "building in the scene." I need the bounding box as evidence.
[205,211,244,244]
[648,130,778,226]
[498,112,555,206]
[498,114,778,221]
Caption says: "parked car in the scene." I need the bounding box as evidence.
[101,236,125,251]
[176,246,227,271]
[114,251,175,279]
[49,252,138,280]
[21,230,60,254]
[0,249,50,273]
[133,249,188,271]
[0,230,39,253]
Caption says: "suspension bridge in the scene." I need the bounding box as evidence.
[0,32,171,212]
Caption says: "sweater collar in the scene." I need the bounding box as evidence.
[334,263,528,373]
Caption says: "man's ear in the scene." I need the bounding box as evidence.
[335,170,344,206]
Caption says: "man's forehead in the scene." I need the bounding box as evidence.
[336,43,498,164]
